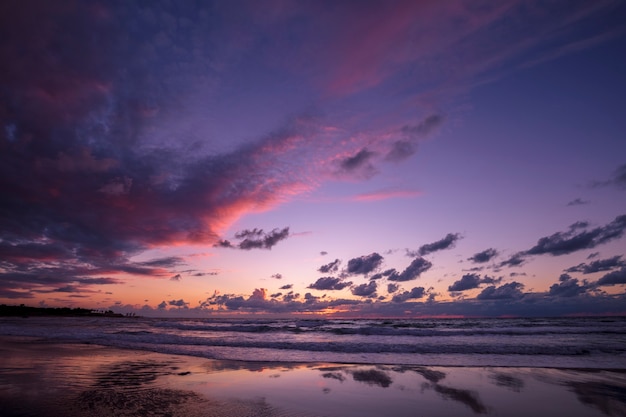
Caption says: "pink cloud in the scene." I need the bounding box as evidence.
[352,189,423,202]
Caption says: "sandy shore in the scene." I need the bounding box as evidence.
[1,336,625,417]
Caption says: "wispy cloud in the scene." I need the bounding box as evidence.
[352,189,422,202]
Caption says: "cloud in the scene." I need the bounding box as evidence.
[217,227,291,250]
[170,274,182,282]
[498,253,526,268]
[593,163,626,189]
[565,256,626,274]
[168,299,189,308]
[271,273,283,280]
[387,283,399,293]
[352,188,422,202]
[567,198,590,207]
[548,274,591,297]
[392,287,426,303]
[476,282,524,300]
[139,257,185,268]
[385,114,444,162]
[335,148,377,178]
[526,215,626,256]
[596,268,626,286]
[2,1,624,306]
[318,259,341,274]
[351,281,378,297]
[413,233,461,256]
[447,274,502,292]
[468,248,498,264]
[279,284,293,290]
[239,228,291,250]
[388,257,432,282]
[308,277,352,291]
[347,253,384,275]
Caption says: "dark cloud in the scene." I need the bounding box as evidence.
[497,215,626,270]
[320,251,328,256]
[308,277,352,291]
[271,273,283,280]
[170,274,182,282]
[387,283,399,293]
[392,287,426,303]
[371,268,398,280]
[476,282,524,300]
[388,257,432,281]
[279,284,293,290]
[140,257,184,268]
[339,148,376,172]
[567,198,589,207]
[237,228,290,250]
[565,256,626,274]
[414,233,460,256]
[234,228,264,239]
[468,248,498,264]
[611,163,626,188]
[351,281,377,297]
[526,215,626,256]
[548,274,590,297]
[385,140,417,162]
[318,259,341,274]
[593,163,626,189]
[447,274,501,292]
[347,253,383,275]
[596,268,626,286]
[167,299,189,308]
[193,271,219,277]
[304,293,319,303]
[216,228,291,250]
[498,253,526,268]
[0,1,323,298]
[401,114,444,137]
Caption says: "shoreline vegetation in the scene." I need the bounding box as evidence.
[0,304,136,318]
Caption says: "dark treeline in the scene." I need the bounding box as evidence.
[0,304,132,317]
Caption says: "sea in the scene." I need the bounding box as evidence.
[1,316,625,369]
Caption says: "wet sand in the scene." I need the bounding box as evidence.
[1,336,625,417]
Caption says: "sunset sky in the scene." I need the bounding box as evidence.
[1,0,625,317]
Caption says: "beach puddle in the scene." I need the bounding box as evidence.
[1,337,625,417]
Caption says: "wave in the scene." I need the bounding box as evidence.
[2,316,625,367]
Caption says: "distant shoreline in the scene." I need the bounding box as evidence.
[0,304,135,318]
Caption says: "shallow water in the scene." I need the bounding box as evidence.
[1,337,625,417]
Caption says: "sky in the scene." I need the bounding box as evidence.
[1,0,625,318]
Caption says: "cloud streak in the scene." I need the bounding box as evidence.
[412,233,461,257]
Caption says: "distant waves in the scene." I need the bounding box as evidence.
[1,316,625,368]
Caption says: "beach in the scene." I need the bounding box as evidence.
[1,336,625,417]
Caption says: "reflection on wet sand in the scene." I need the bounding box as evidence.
[350,368,393,388]
[429,383,488,414]
[570,380,626,416]
[489,372,525,392]
[1,337,626,417]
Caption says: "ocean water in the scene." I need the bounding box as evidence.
[1,316,625,369]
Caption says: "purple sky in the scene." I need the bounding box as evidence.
[1,0,625,317]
